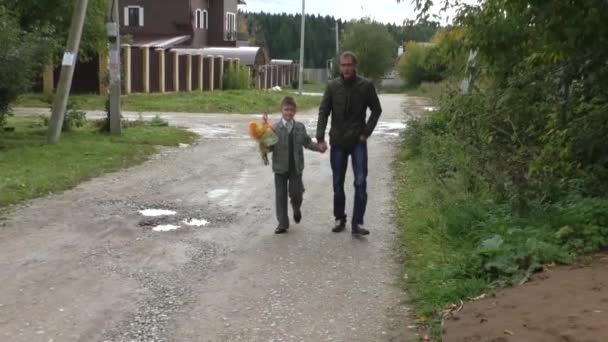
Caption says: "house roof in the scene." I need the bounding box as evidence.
[127,35,191,48]
[171,46,268,66]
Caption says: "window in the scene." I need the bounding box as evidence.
[124,6,144,27]
[225,12,236,40]
[195,9,208,29]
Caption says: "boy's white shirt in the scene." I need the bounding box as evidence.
[281,117,294,132]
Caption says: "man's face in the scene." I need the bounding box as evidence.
[281,104,296,121]
[340,56,356,80]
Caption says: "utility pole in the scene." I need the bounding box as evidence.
[107,0,122,134]
[47,0,89,144]
[335,21,340,57]
[298,0,305,95]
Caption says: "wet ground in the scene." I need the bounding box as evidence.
[2,95,432,342]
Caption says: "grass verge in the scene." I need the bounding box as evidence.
[394,114,608,339]
[16,90,321,114]
[401,81,451,103]
[0,116,195,207]
[394,132,487,338]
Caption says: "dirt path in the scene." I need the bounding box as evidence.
[443,258,608,342]
[1,95,429,342]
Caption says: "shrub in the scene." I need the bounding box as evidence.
[223,64,251,90]
[0,6,52,127]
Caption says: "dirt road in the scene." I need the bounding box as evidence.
[1,95,428,342]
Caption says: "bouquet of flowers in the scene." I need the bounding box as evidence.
[248,113,278,165]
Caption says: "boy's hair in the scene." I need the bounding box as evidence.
[281,96,297,109]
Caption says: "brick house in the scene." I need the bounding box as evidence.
[39,0,298,94]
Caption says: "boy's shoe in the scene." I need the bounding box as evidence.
[294,208,302,224]
[275,225,289,234]
[332,219,346,233]
[352,224,370,236]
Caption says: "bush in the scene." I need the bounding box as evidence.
[399,42,439,86]
[40,102,87,132]
[0,6,52,127]
[223,64,251,90]
[63,108,87,131]
[397,110,608,319]
[398,28,467,87]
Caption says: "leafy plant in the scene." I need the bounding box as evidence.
[223,64,251,90]
[0,6,52,127]
[341,18,397,82]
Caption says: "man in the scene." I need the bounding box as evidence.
[316,51,382,236]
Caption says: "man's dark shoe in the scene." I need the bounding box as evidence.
[352,224,370,236]
[275,226,289,234]
[332,219,346,233]
[294,208,302,224]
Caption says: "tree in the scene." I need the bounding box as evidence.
[341,18,397,81]
[0,6,52,126]
[400,0,608,201]
[3,0,108,60]
[0,0,108,127]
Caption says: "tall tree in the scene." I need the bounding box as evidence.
[341,18,398,81]
[3,0,108,60]
[245,11,439,68]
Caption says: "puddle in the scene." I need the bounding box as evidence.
[152,224,181,232]
[374,121,407,137]
[377,122,407,130]
[207,189,229,199]
[189,124,245,139]
[139,209,177,217]
[183,219,209,227]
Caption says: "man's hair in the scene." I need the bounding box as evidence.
[281,96,297,108]
[340,51,358,65]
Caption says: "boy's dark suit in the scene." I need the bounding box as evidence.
[272,120,317,229]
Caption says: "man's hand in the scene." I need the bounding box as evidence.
[359,134,367,142]
[317,142,328,153]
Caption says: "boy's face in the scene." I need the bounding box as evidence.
[281,104,296,121]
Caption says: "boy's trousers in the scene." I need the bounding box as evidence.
[275,172,304,228]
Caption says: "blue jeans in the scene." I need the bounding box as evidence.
[330,142,368,229]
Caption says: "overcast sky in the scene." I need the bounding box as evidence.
[243,0,462,25]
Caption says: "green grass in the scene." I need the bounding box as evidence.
[0,116,195,207]
[301,82,327,93]
[394,116,608,340]
[394,138,487,337]
[401,81,453,103]
[16,90,321,114]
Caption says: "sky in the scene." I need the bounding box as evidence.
[242,0,462,25]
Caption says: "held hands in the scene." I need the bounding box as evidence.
[317,141,328,154]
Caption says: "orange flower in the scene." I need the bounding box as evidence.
[249,121,265,140]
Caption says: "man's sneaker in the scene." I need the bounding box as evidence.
[352,224,370,236]
[332,219,346,233]
[275,225,289,234]
[294,208,302,224]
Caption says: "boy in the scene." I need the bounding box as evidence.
[270,96,326,234]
